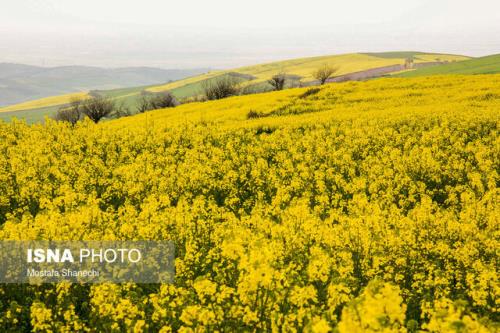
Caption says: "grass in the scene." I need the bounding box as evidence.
[396,54,500,77]
[0,105,60,123]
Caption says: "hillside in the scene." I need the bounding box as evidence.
[0,63,209,107]
[0,52,469,123]
[0,75,498,331]
[146,51,468,94]
[396,54,500,77]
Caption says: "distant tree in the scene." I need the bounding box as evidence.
[313,65,338,85]
[404,58,414,69]
[202,77,240,100]
[149,91,179,109]
[53,97,83,125]
[137,94,152,113]
[240,83,273,96]
[136,91,179,113]
[80,96,115,123]
[113,102,132,118]
[53,107,81,125]
[268,73,287,91]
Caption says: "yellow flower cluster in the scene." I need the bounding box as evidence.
[0,75,498,332]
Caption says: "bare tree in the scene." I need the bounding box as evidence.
[53,97,83,125]
[149,91,179,109]
[137,94,152,113]
[80,96,115,123]
[313,65,338,85]
[137,91,179,113]
[202,76,240,100]
[53,107,81,125]
[268,73,287,91]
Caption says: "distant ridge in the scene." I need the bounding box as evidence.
[0,64,210,107]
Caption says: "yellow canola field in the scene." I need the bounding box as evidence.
[0,92,88,113]
[0,75,498,332]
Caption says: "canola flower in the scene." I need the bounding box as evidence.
[0,76,499,332]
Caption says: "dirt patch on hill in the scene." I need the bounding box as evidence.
[326,62,446,83]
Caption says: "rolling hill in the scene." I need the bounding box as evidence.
[395,54,500,77]
[0,63,210,107]
[146,52,468,94]
[0,52,470,123]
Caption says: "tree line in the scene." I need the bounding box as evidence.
[54,64,338,124]
[54,91,179,125]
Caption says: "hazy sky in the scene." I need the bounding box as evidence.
[1,0,499,68]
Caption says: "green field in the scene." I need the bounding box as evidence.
[0,106,60,123]
[396,54,500,77]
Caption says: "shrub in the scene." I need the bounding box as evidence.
[202,77,240,100]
